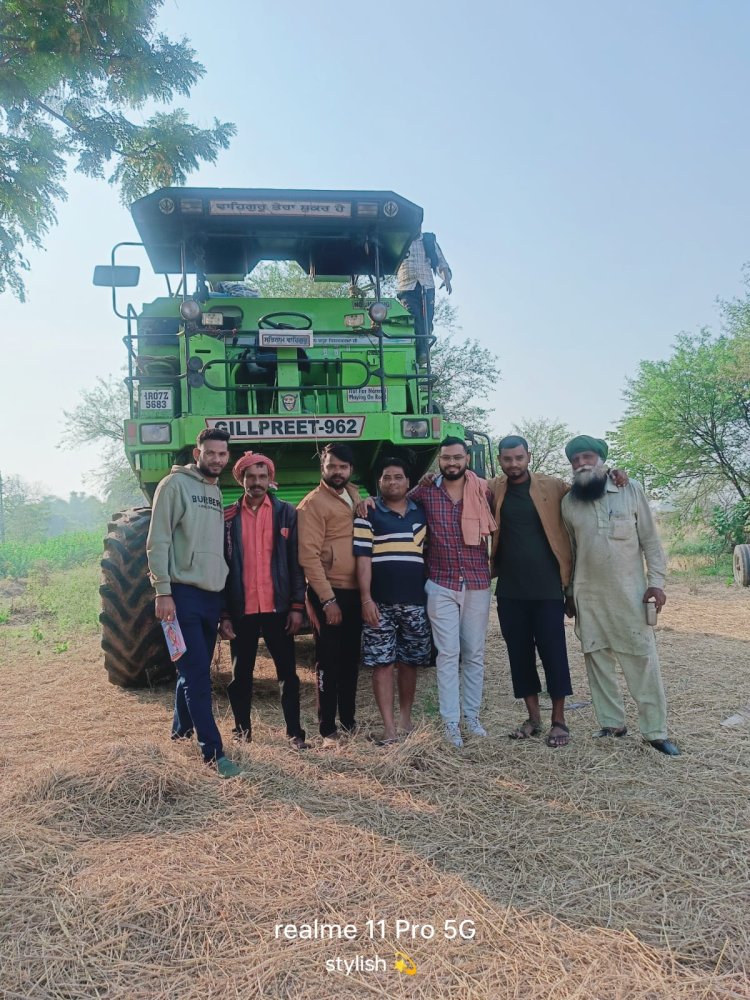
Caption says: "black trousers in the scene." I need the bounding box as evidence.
[497,597,573,700]
[307,587,361,737]
[227,612,304,739]
[397,282,435,361]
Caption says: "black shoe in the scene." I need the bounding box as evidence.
[171,729,194,741]
[232,727,252,744]
[649,739,681,756]
[290,735,311,751]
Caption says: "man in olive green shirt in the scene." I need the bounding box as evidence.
[147,428,241,777]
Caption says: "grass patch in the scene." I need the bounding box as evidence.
[416,677,441,719]
[26,560,101,632]
[0,530,103,578]
[666,529,734,580]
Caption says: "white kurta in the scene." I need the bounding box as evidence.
[561,480,666,656]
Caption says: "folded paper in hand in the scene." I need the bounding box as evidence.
[161,618,187,661]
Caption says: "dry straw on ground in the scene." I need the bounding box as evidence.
[1,579,749,999]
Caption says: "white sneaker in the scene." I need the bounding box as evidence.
[465,717,487,737]
[443,722,464,748]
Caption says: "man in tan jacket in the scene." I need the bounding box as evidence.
[297,443,362,744]
[488,435,574,748]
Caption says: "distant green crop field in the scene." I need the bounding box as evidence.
[28,561,102,632]
[0,530,102,578]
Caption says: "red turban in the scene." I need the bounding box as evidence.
[232,451,277,488]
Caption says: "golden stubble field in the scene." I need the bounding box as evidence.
[1,579,749,999]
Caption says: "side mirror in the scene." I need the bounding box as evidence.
[93,265,140,287]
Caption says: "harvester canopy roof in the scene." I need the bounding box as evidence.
[130,188,424,278]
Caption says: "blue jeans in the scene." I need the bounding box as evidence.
[397,282,435,361]
[171,583,224,762]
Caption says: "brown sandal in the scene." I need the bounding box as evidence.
[545,721,570,748]
[509,718,542,740]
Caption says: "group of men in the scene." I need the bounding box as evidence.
[146,426,680,779]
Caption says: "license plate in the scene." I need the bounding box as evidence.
[139,389,173,411]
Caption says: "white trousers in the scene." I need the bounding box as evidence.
[584,647,668,740]
[425,580,491,725]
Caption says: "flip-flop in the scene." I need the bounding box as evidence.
[509,718,542,740]
[545,721,570,748]
[367,734,399,746]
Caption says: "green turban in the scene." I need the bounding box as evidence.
[565,435,609,462]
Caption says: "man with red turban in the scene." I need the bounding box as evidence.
[220,451,309,750]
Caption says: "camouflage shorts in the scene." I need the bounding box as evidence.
[361,604,432,667]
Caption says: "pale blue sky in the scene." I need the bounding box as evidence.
[2,0,749,498]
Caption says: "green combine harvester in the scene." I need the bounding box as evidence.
[94,188,491,687]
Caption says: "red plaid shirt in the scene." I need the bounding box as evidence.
[409,478,492,590]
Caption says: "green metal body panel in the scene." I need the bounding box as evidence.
[101,187,470,504]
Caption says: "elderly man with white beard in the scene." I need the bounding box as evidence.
[561,435,681,756]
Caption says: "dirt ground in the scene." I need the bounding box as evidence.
[1,578,749,999]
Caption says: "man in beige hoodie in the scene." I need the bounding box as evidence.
[297,443,362,744]
[146,428,241,778]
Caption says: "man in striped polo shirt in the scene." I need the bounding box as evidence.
[353,458,432,745]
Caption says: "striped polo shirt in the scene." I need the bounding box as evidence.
[353,497,428,606]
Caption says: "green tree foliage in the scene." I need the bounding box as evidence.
[249,261,352,299]
[710,498,750,549]
[0,474,47,542]
[430,327,500,432]
[612,330,750,514]
[61,375,142,508]
[0,473,106,543]
[0,0,235,298]
[508,417,574,479]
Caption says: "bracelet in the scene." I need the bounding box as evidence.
[362,599,374,607]
[321,597,338,609]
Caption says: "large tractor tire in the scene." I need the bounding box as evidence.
[733,544,750,587]
[99,508,175,687]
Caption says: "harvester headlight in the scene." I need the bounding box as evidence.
[368,301,388,324]
[140,424,171,444]
[401,419,429,439]
[344,313,365,328]
[180,299,201,322]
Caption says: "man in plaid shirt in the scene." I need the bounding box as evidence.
[409,438,494,747]
[396,229,452,368]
